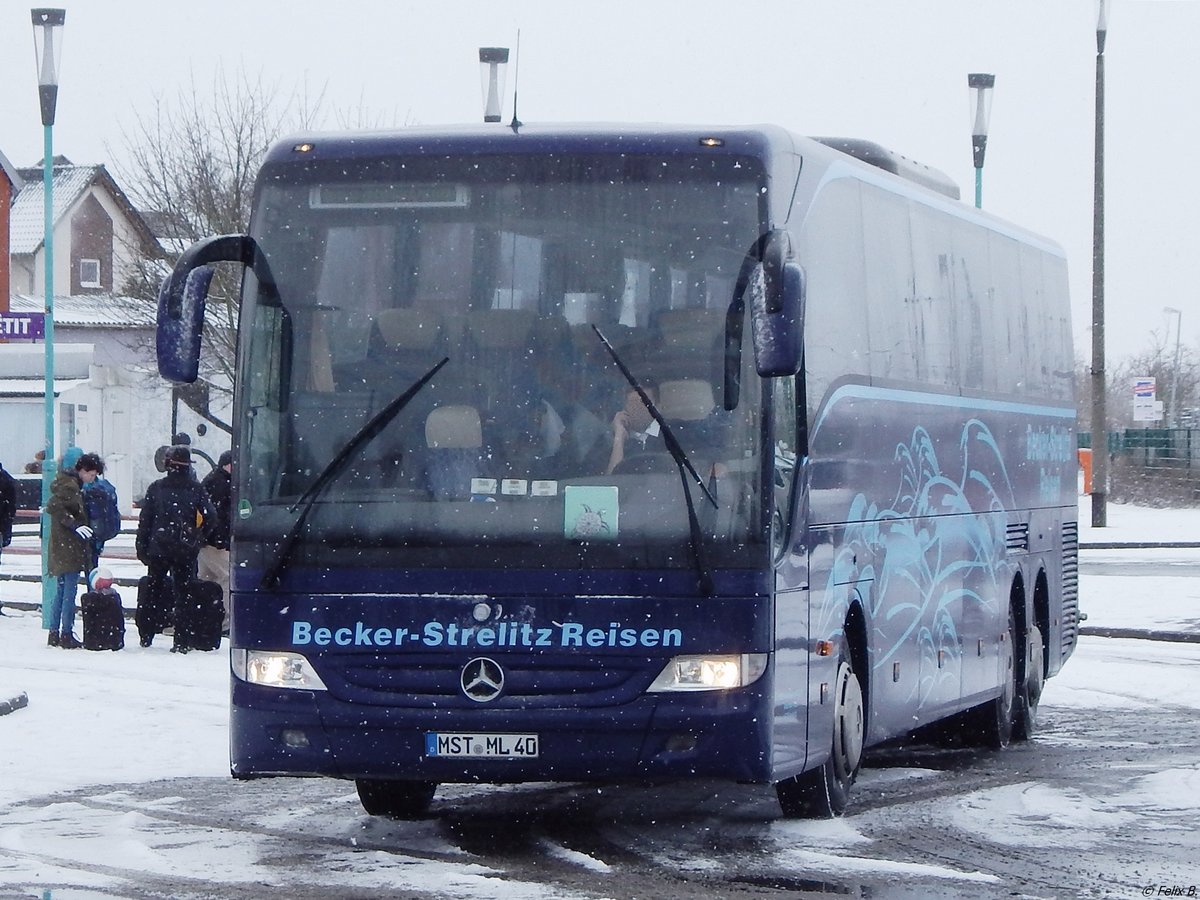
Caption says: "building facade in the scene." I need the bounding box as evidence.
[1,152,228,507]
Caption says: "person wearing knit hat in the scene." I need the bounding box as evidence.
[61,446,83,472]
[44,447,91,648]
[136,446,217,651]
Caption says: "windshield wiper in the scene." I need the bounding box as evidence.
[592,326,716,596]
[261,357,449,589]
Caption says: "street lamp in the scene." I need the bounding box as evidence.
[1091,0,1108,527]
[1165,306,1182,428]
[32,7,65,626]
[478,47,509,123]
[968,73,995,209]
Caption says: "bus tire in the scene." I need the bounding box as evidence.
[355,779,438,819]
[1014,623,1044,741]
[775,639,864,818]
[974,605,1017,750]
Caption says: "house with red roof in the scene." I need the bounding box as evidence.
[0,153,224,506]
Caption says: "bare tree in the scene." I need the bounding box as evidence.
[116,68,324,397]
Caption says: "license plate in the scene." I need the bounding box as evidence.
[425,733,539,758]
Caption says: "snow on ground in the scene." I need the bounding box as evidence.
[0,501,1197,896]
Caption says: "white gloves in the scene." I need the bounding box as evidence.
[75,525,94,540]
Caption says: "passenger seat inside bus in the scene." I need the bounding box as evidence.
[465,308,540,454]
[659,378,729,468]
[649,308,724,384]
[423,404,483,501]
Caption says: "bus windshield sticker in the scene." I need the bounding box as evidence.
[563,486,618,540]
[501,479,528,496]
[470,478,498,495]
[530,480,558,497]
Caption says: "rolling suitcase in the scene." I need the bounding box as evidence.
[177,579,225,651]
[81,589,125,651]
[135,574,174,647]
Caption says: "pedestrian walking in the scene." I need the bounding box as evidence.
[135,446,216,652]
[198,450,232,633]
[76,452,121,572]
[0,460,16,617]
[45,446,92,648]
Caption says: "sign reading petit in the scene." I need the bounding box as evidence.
[0,312,45,340]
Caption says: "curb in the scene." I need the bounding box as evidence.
[1078,626,1200,643]
[1081,542,1200,550]
[0,692,29,716]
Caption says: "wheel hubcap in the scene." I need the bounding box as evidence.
[1027,625,1045,708]
[833,660,865,776]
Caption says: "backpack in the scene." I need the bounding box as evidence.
[85,478,122,543]
[148,479,207,556]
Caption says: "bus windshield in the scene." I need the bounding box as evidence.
[235,152,768,573]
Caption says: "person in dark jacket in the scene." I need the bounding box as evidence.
[136,446,216,652]
[45,446,91,648]
[0,460,16,616]
[198,450,233,632]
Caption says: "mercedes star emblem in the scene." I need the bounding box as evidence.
[460,657,504,702]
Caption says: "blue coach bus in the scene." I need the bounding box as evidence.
[157,124,1078,818]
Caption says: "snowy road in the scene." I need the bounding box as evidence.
[2,508,1199,898]
[2,634,1197,899]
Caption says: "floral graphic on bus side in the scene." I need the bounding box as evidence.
[818,419,1014,707]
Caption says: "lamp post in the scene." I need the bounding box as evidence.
[1091,0,1108,527]
[968,73,995,209]
[1165,306,1182,428]
[478,47,509,123]
[32,7,65,627]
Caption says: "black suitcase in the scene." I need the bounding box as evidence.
[81,590,125,651]
[177,579,225,651]
[135,575,174,646]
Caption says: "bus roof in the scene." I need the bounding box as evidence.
[265,122,791,165]
[265,122,962,204]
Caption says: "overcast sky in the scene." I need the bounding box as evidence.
[2,0,1197,368]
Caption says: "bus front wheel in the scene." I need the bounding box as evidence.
[355,779,438,819]
[775,640,864,818]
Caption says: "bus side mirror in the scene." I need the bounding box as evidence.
[155,233,267,384]
[157,266,214,384]
[752,261,804,377]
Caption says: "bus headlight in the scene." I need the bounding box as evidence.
[647,653,768,692]
[231,649,328,691]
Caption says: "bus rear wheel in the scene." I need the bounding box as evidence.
[775,640,864,818]
[355,779,437,819]
[1014,624,1044,741]
[974,606,1017,750]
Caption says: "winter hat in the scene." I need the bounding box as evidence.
[88,567,114,591]
[165,445,192,468]
[217,450,233,468]
[61,446,83,471]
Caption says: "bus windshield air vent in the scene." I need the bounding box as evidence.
[310,183,470,209]
[1005,523,1030,553]
[812,137,961,201]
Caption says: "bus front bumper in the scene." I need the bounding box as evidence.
[230,680,773,784]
